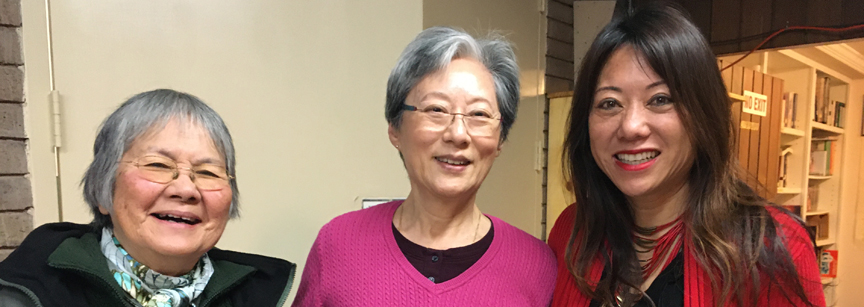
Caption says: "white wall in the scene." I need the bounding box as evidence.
[22,1,422,302]
[423,0,546,237]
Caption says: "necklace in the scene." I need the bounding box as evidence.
[397,204,483,245]
[633,216,684,280]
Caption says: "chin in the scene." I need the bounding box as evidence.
[430,185,470,198]
[611,182,651,199]
[151,239,207,258]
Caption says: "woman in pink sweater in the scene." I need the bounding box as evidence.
[292,27,557,307]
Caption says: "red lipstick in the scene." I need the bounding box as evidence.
[614,149,658,171]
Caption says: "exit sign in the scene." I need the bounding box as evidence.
[743,90,768,117]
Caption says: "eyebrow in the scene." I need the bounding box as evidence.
[594,81,667,93]
[419,91,493,105]
[419,91,451,103]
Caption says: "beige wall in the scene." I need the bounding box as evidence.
[22,1,422,302]
[837,79,864,307]
[423,0,546,237]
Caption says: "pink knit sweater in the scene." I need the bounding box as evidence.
[292,201,557,307]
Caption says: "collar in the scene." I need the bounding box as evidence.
[46,227,261,306]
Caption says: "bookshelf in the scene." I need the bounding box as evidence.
[719,47,850,302]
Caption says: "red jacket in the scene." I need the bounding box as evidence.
[548,205,826,307]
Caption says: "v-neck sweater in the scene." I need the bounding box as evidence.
[393,221,494,284]
[292,201,557,307]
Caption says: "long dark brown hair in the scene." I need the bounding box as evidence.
[562,3,819,306]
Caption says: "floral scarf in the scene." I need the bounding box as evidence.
[100,228,214,307]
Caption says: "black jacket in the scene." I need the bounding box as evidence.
[0,223,295,307]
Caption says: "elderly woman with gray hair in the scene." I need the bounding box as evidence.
[292,27,556,307]
[0,89,295,307]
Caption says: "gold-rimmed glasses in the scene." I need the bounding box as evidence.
[402,104,502,137]
[122,155,234,191]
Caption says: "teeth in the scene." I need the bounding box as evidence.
[616,151,659,165]
[436,157,470,165]
[155,213,199,224]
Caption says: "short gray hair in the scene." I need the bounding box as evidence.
[82,89,239,229]
[385,26,520,141]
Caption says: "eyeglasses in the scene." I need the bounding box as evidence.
[122,155,234,191]
[402,104,501,137]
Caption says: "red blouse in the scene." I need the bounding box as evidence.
[548,205,827,307]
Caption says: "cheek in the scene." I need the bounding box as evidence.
[203,191,233,220]
[587,119,606,153]
[114,172,163,211]
[402,130,438,159]
[476,138,500,158]
[660,116,691,154]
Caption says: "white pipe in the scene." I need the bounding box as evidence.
[44,0,63,222]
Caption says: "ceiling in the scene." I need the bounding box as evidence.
[722,38,864,80]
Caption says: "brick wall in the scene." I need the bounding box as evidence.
[545,0,574,94]
[0,0,29,262]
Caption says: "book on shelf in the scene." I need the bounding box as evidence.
[779,154,787,187]
[779,147,792,187]
[813,77,832,124]
[807,186,819,212]
[822,77,831,124]
[792,93,798,128]
[782,92,799,128]
[809,150,828,176]
[820,249,838,278]
[835,101,846,128]
[810,137,838,176]
[827,100,836,126]
[781,93,788,128]
[814,77,824,123]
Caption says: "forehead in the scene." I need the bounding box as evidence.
[597,46,664,87]
[127,119,222,159]
[409,58,497,105]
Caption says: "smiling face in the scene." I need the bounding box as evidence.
[101,119,232,275]
[588,45,694,206]
[389,58,502,200]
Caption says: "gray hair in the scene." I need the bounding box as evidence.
[82,89,239,229]
[385,26,520,141]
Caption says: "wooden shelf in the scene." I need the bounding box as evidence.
[781,127,805,137]
[806,210,830,216]
[809,175,833,181]
[777,187,801,194]
[811,122,844,135]
[816,238,836,247]
[728,92,746,102]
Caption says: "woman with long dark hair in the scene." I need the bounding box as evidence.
[548,3,825,307]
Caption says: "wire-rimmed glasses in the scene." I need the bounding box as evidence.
[402,104,501,137]
[122,155,234,191]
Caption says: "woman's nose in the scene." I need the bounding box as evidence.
[442,114,471,145]
[167,168,202,203]
[617,105,650,140]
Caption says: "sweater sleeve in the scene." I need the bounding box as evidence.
[769,209,827,306]
[791,244,827,307]
[292,227,327,307]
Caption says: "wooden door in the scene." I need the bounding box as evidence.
[720,64,784,200]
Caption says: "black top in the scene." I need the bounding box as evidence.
[393,222,494,284]
[589,251,684,307]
